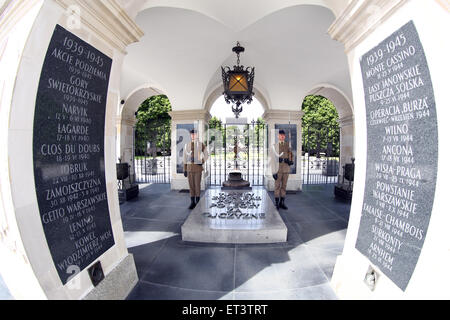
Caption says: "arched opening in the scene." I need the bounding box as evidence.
[301,95,341,185]
[209,96,265,123]
[204,83,271,117]
[303,85,355,184]
[133,95,173,185]
[207,96,266,187]
[117,86,170,184]
[115,3,355,301]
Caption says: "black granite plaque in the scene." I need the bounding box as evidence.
[275,124,297,174]
[33,25,114,285]
[355,21,438,291]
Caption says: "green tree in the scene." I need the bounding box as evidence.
[302,95,340,157]
[135,95,172,156]
[254,117,266,146]
[209,116,223,130]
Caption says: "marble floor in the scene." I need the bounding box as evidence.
[123,183,351,300]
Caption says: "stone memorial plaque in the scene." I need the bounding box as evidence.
[33,25,114,284]
[355,21,438,291]
[181,189,287,244]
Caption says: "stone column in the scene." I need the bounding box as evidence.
[169,110,211,191]
[339,115,355,174]
[116,115,137,181]
[263,110,304,193]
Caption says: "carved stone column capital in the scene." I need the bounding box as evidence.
[169,109,211,123]
[262,110,304,123]
[340,115,355,127]
[54,0,144,53]
[328,0,409,52]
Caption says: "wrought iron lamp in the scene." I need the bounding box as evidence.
[222,42,255,118]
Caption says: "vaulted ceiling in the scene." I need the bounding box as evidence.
[119,0,352,111]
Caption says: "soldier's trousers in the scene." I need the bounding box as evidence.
[275,173,290,198]
[188,172,202,197]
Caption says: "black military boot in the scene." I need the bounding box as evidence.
[280,198,288,210]
[189,197,196,210]
[195,197,200,205]
[275,198,280,210]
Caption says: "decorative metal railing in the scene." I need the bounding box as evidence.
[135,156,171,184]
[134,122,172,184]
[131,120,341,186]
[302,123,340,185]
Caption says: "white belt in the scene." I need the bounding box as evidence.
[272,145,284,158]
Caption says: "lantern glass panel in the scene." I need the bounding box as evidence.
[229,73,248,92]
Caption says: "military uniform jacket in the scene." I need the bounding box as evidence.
[183,140,208,173]
[271,142,294,174]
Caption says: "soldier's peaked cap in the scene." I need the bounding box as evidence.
[279,130,286,135]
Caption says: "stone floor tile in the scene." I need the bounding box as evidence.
[141,236,235,292]
[127,281,230,300]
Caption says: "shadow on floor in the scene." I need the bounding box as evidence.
[123,183,351,300]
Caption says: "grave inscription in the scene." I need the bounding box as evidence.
[356,21,438,291]
[33,25,114,284]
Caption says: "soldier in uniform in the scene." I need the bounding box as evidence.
[271,130,294,210]
[183,129,208,210]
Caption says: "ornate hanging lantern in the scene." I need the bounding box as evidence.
[221,42,255,118]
